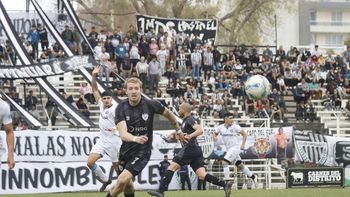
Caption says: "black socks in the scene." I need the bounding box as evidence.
[204,174,226,187]
[159,170,175,193]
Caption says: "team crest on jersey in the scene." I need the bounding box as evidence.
[142,113,149,121]
[126,116,130,121]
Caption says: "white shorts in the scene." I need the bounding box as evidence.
[224,147,242,165]
[90,139,121,162]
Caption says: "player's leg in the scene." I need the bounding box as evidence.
[123,179,135,197]
[148,162,181,196]
[195,167,232,197]
[87,153,109,184]
[107,169,133,197]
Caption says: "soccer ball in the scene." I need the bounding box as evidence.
[244,75,271,100]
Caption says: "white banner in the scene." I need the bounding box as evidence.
[0,129,211,162]
[0,161,197,194]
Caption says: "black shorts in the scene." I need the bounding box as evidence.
[172,146,205,172]
[119,154,150,177]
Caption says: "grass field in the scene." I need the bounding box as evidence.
[10,188,350,197]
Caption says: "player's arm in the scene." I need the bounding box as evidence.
[239,129,247,150]
[4,123,15,169]
[212,130,220,142]
[91,66,101,103]
[184,122,203,142]
[161,108,181,132]
[116,120,148,144]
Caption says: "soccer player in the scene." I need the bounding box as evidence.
[0,96,15,170]
[87,66,121,192]
[213,112,256,188]
[106,77,181,197]
[148,103,233,197]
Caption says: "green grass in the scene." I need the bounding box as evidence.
[9,188,350,197]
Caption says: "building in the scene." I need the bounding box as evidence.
[299,0,350,48]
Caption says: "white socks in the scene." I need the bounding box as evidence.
[91,164,109,183]
[223,165,231,180]
[241,166,253,178]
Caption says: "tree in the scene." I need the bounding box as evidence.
[75,0,294,45]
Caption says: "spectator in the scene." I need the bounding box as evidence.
[61,25,73,50]
[72,28,82,55]
[114,42,127,72]
[178,165,191,191]
[148,56,161,95]
[38,24,48,51]
[191,46,202,81]
[79,82,95,104]
[29,105,40,120]
[76,98,90,118]
[45,97,58,126]
[270,99,283,123]
[27,25,40,59]
[245,98,256,117]
[25,90,38,110]
[203,46,214,81]
[135,56,149,92]
[129,42,140,72]
[157,44,169,76]
[304,100,315,122]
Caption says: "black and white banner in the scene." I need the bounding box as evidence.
[287,167,344,188]
[0,1,94,127]
[0,161,198,194]
[0,129,213,163]
[136,14,218,43]
[294,130,350,166]
[30,0,112,101]
[0,55,96,79]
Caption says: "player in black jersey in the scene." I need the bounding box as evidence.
[148,103,233,197]
[106,77,181,197]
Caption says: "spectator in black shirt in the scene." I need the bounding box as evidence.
[107,77,180,197]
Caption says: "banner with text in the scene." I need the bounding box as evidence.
[287,167,344,188]
[0,129,212,162]
[0,55,96,79]
[0,161,198,194]
[136,14,217,43]
[294,130,350,167]
[208,127,294,159]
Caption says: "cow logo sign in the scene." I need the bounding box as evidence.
[290,172,304,184]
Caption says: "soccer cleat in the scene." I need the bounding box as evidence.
[99,179,112,192]
[147,190,164,197]
[247,175,257,189]
[224,181,233,197]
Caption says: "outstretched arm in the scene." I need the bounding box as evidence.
[91,66,101,103]
[4,123,15,169]
[161,108,181,131]
[239,129,247,150]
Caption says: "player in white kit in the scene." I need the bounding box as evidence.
[87,66,121,192]
[0,97,15,169]
[213,112,256,188]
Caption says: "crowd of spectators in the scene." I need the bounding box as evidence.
[1,22,350,128]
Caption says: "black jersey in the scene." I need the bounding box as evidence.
[181,115,199,147]
[115,97,165,158]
